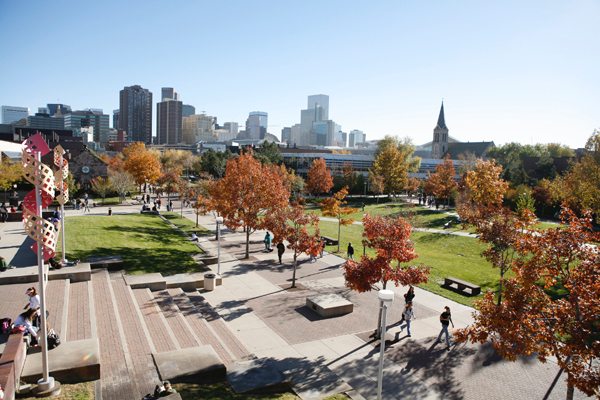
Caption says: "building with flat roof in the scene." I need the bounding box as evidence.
[245,111,268,139]
[157,99,183,144]
[182,104,195,117]
[1,106,29,124]
[119,85,153,143]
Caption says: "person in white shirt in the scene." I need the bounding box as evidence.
[402,302,415,337]
[14,308,39,344]
[24,287,40,311]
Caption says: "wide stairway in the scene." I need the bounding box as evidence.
[91,269,253,400]
[0,270,253,400]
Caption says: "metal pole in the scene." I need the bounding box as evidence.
[217,221,221,276]
[35,151,53,388]
[377,302,388,400]
[60,152,66,265]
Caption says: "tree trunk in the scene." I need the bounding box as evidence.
[291,251,298,288]
[337,216,341,253]
[497,272,504,306]
[566,384,574,400]
[245,228,250,259]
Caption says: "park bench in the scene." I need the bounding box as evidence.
[141,210,160,215]
[0,332,27,400]
[320,236,338,246]
[443,276,481,296]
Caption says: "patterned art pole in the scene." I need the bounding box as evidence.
[22,133,58,392]
[54,145,69,264]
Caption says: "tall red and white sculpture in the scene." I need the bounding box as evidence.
[54,145,69,264]
[22,133,59,395]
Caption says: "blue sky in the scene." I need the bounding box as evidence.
[1,0,598,148]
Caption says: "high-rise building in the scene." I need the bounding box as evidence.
[157,99,183,144]
[245,111,268,139]
[119,85,153,143]
[37,107,49,114]
[113,109,119,129]
[47,104,72,116]
[182,104,195,117]
[1,106,29,124]
[349,129,366,147]
[431,102,449,159]
[26,112,65,130]
[183,114,216,143]
[223,122,238,135]
[281,127,291,143]
[307,94,329,120]
[161,88,178,101]
[64,109,110,143]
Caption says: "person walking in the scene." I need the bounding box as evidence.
[402,303,415,337]
[347,242,354,260]
[277,242,285,264]
[84,198,91,213]
[400,286,415,323]
[436,306,454,349]
[264,232,272,252]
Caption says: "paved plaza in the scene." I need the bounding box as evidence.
[0,201,589,399]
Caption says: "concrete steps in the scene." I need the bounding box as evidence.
[132,288,179,353]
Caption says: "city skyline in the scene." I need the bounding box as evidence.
[0,1,598,148]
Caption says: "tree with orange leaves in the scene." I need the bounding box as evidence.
[123,142,162,189]
[208,151,290,258]
[265,204,321,288]
[321,186,357,253]
[343,214,430,333]
[157,167,183,206]
[457,159,533,304]
[456,208,600,399]
[424,157,457,207]
[306,158,333,196]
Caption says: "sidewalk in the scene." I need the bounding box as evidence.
[186,212,583,399]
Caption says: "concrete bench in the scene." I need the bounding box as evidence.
[0,263,91,285]
[306,294,353,318]
[125,273,167,291]
[141,210,160,215]
[321,236,338,246]
[21,338,100,384]
[0,333,27,400]
[88,255,124,270]
[153,346,225,384]
[443,276,481,296]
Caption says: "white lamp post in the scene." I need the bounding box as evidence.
[215,216,223,276]
[377,289,394,400]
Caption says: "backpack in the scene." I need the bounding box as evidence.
[47,329,60,349]
[0,318,11,335]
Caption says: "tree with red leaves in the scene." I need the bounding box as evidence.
[424,157,457,207]
[209,151,290,258]
[343,214,430,333]
[306,158,333,196]
[456,208,600,399]
[265,204,321,288]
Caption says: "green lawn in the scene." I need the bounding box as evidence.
[57,213,204,275]
[163,211,212,235]
[317,220,497,307]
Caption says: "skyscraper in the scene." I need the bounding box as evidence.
[349,129,366,147]
[161,87,178,101]
[47,104,72,116]
[245,111,268,139]
[1,106,29,124]
[307,94,329,120]
[157,87,183,144]
[113,109,119,129]
[223,122,239,135]
[119,85,153,143]
[182,104,195,117]
[64,109,110,143]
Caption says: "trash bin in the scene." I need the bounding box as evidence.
[204,273,216,291]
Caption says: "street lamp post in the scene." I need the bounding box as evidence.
[377,289,394,400]
[215,216,223,276]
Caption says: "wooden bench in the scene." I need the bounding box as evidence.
[320,236,338,246]
[443,276,481,296]
[0,332,27,400]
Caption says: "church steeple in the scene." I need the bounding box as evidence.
[436,102,447,130]
[431,101,449,159]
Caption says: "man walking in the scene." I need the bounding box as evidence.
[277,242,285,264]
[402,302,415,337]
[347,242,354,260]
[436,306,454,349]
